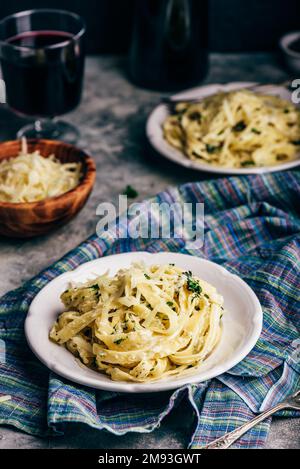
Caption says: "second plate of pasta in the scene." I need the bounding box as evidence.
[146,82,300,174]
[25,252,262,392]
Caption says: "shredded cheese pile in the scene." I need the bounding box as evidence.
[50,262,224,383]
[163,89,300,168]
[0,139,82,203]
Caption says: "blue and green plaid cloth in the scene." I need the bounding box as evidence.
[0,171,299,448]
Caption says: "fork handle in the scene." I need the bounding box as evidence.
[203,402,287,449]
[162,80,292,105]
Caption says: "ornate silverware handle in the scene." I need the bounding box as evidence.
[203,402,288,449]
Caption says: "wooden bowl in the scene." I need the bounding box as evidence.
[0,139,96,238]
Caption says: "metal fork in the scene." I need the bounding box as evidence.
[202,389,300,449]
[162,80,293,113]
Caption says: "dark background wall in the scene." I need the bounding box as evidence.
[0,0,299,53]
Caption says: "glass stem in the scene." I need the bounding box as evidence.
[34,118,56,135]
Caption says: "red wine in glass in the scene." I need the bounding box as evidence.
[3,30,84,117]
[0,10,86,142]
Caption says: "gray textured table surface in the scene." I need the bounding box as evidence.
[0,53,299,449]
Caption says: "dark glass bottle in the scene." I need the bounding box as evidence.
[129,0,209,91]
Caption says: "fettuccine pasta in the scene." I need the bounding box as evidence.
[50,263,224,382]
[163,89,300,168]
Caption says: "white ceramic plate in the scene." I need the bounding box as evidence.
[146,82,300,175]
[25,252,263,393]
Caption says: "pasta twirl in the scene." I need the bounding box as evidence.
[50,263,224,382]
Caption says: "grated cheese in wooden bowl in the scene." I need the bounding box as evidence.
[0,139,82,203]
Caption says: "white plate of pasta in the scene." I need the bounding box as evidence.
[146,82,300,174]
[25,252,262,393]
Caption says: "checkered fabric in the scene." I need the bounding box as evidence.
[0,171,299,448]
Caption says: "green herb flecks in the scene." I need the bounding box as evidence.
[89,284,101,299]
[205,143,219,154]
[183,271,202,296]
[114,338,125,345]
[144,273,150,280]
[122,185,138,199]
[233,120,246,132]
[188,111,201,122]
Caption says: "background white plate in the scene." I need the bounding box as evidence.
[25,252,263,393]
[146,82,300,175]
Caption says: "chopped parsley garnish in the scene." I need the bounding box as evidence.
[89,284,100,299]
[114,338,125,345]
[166,301,174,307]
[122,185,138,199]
[144,273,150,280]
[188,111,201,121]
[251,128,261,134]
[241,161,254,166]
[233,120,246,132]
[204,293,209,299]
[205,143,219,154]
[284,108,290,113]
[183,271,202,296]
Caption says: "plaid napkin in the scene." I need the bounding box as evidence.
[0,171,299,448]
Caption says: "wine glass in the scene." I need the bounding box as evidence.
[0,9,86,143]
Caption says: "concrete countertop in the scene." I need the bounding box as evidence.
[0,53,299,449]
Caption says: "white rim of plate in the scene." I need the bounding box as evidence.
[146,81,300,175]
[25,252,263,393]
